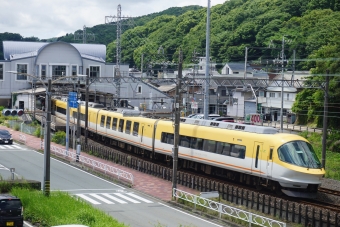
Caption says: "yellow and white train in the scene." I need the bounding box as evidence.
[52,97,325,198]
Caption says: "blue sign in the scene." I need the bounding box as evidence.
[68,92,78,108]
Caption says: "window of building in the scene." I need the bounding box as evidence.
[137,85,142,94]
[269,92,275,98]
[0,64,3,80]
[286,93,290,100]
[41,65,46,79]
[221,90,226,96]
[52,65,66,76]
[17,64,27,80]
[72,65,77,76]
[90,66,100,78]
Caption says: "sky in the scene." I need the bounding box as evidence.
[0,0,226,40]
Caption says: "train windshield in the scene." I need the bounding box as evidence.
[278,140,322,169]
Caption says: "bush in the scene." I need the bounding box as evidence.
[52,131,66,145]
[14,124,20,131]
[33,127,43,138]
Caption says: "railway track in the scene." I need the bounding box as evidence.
[318,187,340,197]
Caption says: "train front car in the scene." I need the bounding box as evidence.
[273,135,325,198]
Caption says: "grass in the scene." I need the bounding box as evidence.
[11,188,128,227]
[300,131,340,180]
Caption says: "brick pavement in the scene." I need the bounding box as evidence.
[0,125,199,201]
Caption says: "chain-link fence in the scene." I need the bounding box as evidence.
[7,120,39,136]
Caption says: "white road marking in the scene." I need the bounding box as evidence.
[101,193,127,204]
[89,193,114,204]
[76,194,101,205]
[114,193,141,203]
[126,192,153,203]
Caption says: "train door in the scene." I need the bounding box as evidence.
[267,147,274,178]
[252,142,265,176]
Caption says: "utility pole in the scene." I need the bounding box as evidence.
[322,70,330,168]
[172,49,182,194]
[204,0,211,120]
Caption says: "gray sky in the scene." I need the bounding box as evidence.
[0,0,225,40]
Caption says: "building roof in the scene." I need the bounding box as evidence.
[226,62,252,72]
[12,87,46,94]
[3,41,106,61]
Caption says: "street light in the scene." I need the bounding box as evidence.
[7,71,86,196]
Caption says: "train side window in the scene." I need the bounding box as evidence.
[231,145,246,159]
[125,120,132,134]
[190,138,197,149]
[112,118,117,130]
[203,140,216,153]
[100,115,105,127]
[269,148,273,160]
[217,142,231,156]
[180,136,191,148]
[196,138,203,150]
[106,116,111,129]
[161,132,167,143]
[167,133,174,144]
[118,119,124,132]
[133,122,139,136]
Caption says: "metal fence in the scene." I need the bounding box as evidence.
[7,120,37,135]
[173,188,286,227]
[50,145,134,185]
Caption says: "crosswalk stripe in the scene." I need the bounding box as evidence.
[76,194,101,204]
[126,193,153,203]
[101,193,127,204]
[89,193,114,204]
[0,145,23,149]
[114,193,140,203]
[11,145,22,149]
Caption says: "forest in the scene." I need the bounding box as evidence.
[1,0,340,128]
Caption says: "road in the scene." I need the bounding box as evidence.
[0,143,224,227]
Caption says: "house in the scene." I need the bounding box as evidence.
[0,41,173,112]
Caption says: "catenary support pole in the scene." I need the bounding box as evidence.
[76,79,81,162]
[66,99,70,155]
[172,49,182,195]
[204,0,211,120]
[85,75,89,144]
[322,70,329,168]
[43,79,51,196]
[280,36,285,132]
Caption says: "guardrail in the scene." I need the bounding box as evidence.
[50,145,134,185]
[18,134,26,144]
[173,188,286,227]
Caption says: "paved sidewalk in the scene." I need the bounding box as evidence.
[0,125,199,201]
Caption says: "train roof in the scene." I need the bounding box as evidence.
[180,118,278,134]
